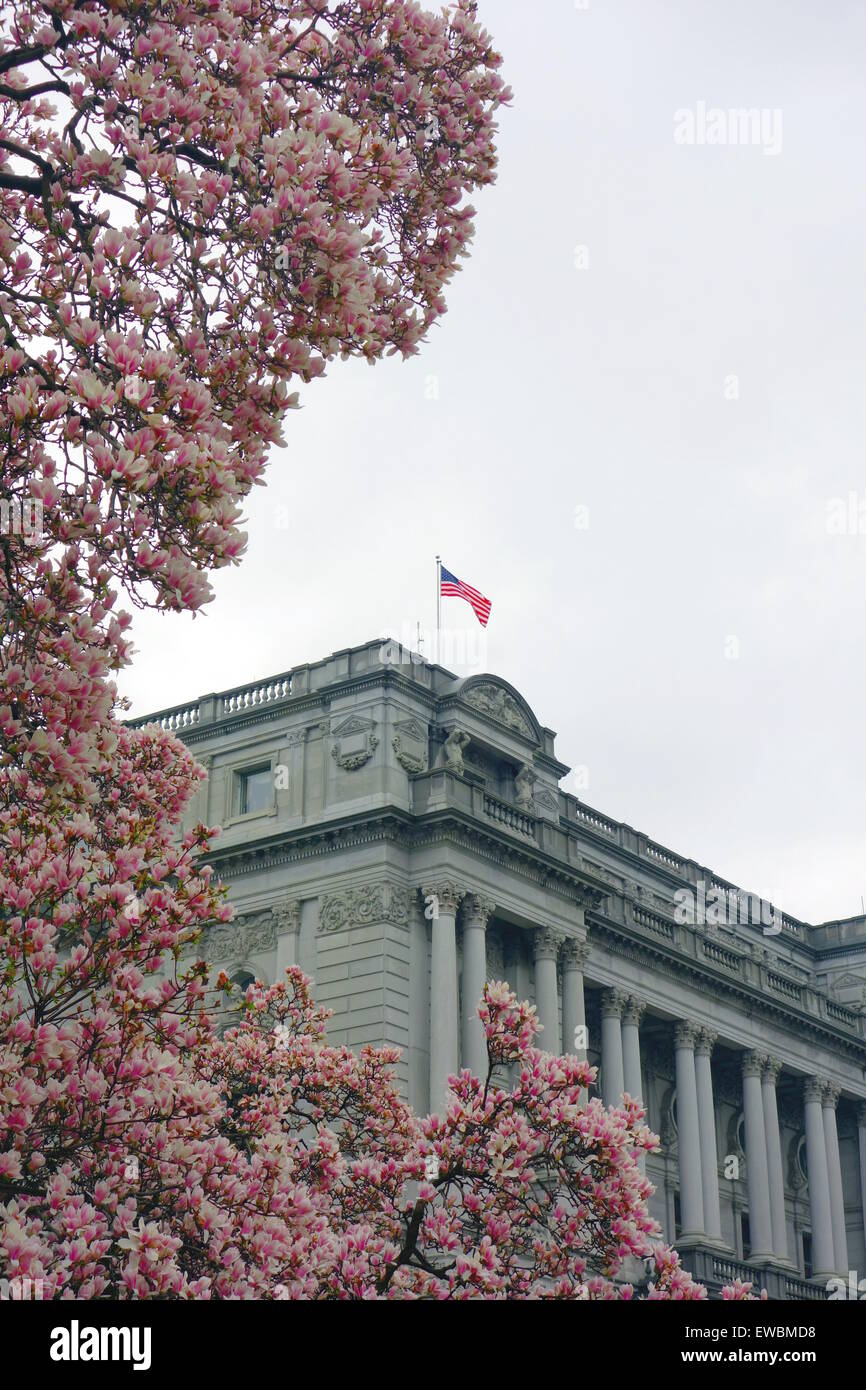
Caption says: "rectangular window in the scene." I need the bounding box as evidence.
[802,1232,813,1280]
[238,765,272,817]
[741,1213,751,1260]
[673,1192,681,1240]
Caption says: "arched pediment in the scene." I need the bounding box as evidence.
[453,676,542,744]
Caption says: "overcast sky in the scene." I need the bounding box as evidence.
[118,0,866,928]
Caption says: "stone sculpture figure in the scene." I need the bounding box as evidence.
[514,762,536,811]
[441,728,471,775]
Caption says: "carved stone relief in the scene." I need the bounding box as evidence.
[462,682,535,740]
[318,883,410,934]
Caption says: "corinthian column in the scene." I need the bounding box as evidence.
[600,989,625,1107]
[561,939,589,1060]
[423,881,463,1112]
[622,996,646,1174]
[273,899,302,976]
[534,927,563,1054]
[822,1083,848,1275]
[674,1022,705,1240]
[803,1076,835,1280]
[741,1051,773,1260]
[461,895,494,1080]
[695,1029,722,1242]
[761,1058,788,1261]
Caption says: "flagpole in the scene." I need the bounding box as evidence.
[435,554,441,664]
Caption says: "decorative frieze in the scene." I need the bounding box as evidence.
[318,883,410,934]
[202,911,277,963]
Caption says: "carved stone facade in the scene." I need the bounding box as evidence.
[133,636,866,1300]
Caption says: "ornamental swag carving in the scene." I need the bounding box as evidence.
[318,883,411,934]
[201,911,277,963]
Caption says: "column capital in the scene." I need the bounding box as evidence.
[674,1020,701,1050]
[804,1075,827,1104]
[695,1027,717,1057]
[622,995,646,1027]
[822,1081,841,1109]
[533,925,564,962]
[462,894,495,929]
[762,1056,782,1084]
[601,987,626,1020]
[421,881,464,915]
[561,938,590,971]
[272,898,302,935]
[742,1049,767,1078]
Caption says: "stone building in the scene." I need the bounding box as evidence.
[130,637,866,1298]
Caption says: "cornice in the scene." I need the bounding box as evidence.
[203,804,609,910]
[587,915,866,1064]
[568,820,819,968]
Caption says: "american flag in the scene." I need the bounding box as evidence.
[440,565,492,628]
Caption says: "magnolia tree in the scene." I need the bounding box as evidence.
[0,1,759,1301]
[0,0,510,806]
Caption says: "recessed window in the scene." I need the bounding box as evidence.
[741,1213,751,1260]
[802,1231,813,1279]
[238,765,272,817]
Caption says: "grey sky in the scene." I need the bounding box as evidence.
[118,0,866,926]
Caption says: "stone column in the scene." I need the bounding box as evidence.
[561,940,589,1060]
[803,1076,836,1279]
[695,1029,722,1242]
[621,996,645,1101]
[761,1058,788,1261]
[857,1102,866,1255]
[741,1051,774,1260]
[600,989,625,1107]
[273,899,302,977]
[534,927,562,1055]
[423,881,463,1112]
[674,1022,705,1240]
[822,1083,848,1275]
[461,895,494,1081]
[622,996,646,1174]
